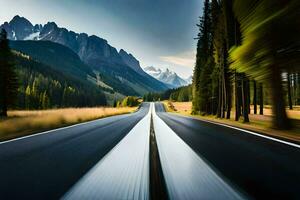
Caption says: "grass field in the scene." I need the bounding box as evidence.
[163,101,300,143]
[0,107,137,142]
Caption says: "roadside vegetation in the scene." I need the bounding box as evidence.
[164,101,300,143]
[0,107,137,141]
[143,85,192,102]
[189,0,300,130]
[115,96,141,107]
[0,29,142,142]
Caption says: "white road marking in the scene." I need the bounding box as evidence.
[62,103,153,200]
[153,105,245,200]
[170,113,300,149]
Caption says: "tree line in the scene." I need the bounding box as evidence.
[143,85,192,102]
[192,0,300,129]
[114,96,140,107]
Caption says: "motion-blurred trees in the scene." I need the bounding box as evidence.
[0,29,18,117]
[192,0,300,129]
[230,0,300,129]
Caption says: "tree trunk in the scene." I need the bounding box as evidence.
[235,73,240,121]
[247,80,251,114]
[287,72,293,110]
[222,76,226,119]
[226,76,231,119]
[253,80,257,114]
[217,76,222,118]
[0,83,8,117]
[295,73,300,105]
[242,76,249,122]
[0,97,7,117]
[291,73,296,105]
[259,83,264,115]
[270,65,291,129]
[221,41,227,119]
[0,110,7,117]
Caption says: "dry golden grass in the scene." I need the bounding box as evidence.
[163,101,300,143]
[0,107,137,141]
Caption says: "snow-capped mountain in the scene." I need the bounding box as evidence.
[0,15,168,95]
[0,15,145,76]
[144,66,191,88]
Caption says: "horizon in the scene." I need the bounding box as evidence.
[0,0,203,78]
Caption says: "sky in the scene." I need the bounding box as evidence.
[0,0,203,78]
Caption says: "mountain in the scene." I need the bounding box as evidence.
[119,49,145,75]
[1,15,168,96]
[144,66,189,88]
[9,40,96,83]
[12,49,107,109]
[185,75,193,85]
[1,15,36,40]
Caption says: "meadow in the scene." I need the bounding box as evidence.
[164,101,300,143]
[0,107,137,141]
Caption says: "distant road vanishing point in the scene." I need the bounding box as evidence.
[0,103,300,199]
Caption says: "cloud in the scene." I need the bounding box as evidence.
[160,51,196,68]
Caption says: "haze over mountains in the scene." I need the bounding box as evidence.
[1,15,169,100]
[144,66,192,88]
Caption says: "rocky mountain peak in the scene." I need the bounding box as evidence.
[144,66,189,88]
[119,48,145,75]
[10,15,33,27]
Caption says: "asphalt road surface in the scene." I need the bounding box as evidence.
[1,102,300,200]
[0,103,150,199]
[155,102,300,199]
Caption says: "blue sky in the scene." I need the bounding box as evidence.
[0,0,203,78]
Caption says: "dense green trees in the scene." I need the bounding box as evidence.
[0,38,107,113]
[0,29,18,116]
[192,0,212,114]
[230,0,300,128]
[13,54,106,109]
[192,0,300,129]
[143,85,192,102]
[117,96,140,107]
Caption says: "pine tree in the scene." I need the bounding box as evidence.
[192,0,212,114]
[287,72,293,110]
[25,85,31,109]
[42,91,50,109]
[0,29,18,116]
[113,99,117,107]
[253,80,257,114]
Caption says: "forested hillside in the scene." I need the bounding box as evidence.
[10,40,96,83]
[192,0,300,129]
[13,52,106,109]
[1,16,169,96]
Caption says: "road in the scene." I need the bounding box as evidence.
[63,103,152,200]
[0,102,300,199]
[0,103,150,199]
[152,105,244,200]
[155,102,300,199]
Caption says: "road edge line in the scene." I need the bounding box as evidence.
[0,113,131,145]
[168,112,300,149]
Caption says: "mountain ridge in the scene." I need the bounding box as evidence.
[144,66,191,88]
[1,15,168,96]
